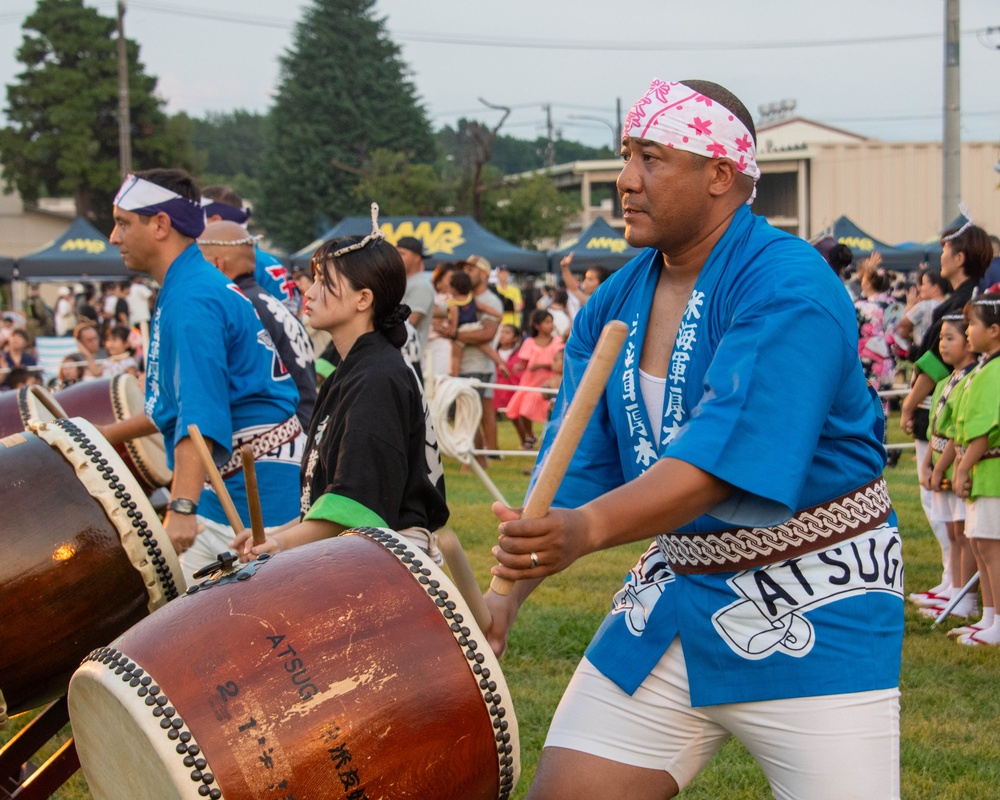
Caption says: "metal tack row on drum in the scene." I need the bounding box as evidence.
[69,529,520,800]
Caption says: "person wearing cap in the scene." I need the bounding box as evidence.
[487,80,901,799]
[201,184,302,317]
[105,168,304,587]
[198,220,317,430]
[396,236,435,379]
[437,254,503,463]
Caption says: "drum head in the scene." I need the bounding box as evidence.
[18,384,66,425]
[72,657,207,800]
[111,374,172,488]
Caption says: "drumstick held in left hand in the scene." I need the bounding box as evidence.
[187,424,243,536]
[240,445,266,548]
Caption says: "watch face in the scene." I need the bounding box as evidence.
[169,499,197,515]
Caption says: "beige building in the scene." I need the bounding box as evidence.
[0,188,74,258]
[538,121,1000,246]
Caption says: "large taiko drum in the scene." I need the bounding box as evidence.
[0,417,183,724]
[68,529,520,800]
[54,374,172,494]
[0,384,65,437]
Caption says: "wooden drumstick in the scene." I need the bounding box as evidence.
[490,319,629,596]
[437,528,493,632]
[240,445,266,548]
[186,424,244,537]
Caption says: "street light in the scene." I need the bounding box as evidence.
[567,115,618,153]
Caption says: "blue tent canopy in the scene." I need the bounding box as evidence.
[290,216,548,273]
[15,217,133,280]
[547,217,643,271]
[900,213,971,269]
[824,216,930,272]
[0,255,13,281]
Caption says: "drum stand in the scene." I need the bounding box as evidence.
[0,698,80,799]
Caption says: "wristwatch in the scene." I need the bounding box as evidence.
[168,498,198,516]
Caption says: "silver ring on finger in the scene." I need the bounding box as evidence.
[529,552,539,569]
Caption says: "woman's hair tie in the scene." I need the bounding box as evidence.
[380,303,412,348]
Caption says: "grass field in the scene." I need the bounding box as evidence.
[5,415,1000,799]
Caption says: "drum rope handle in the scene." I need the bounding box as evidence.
[187,424,244,536]
[240,445,267,547]
[489,320,629,597]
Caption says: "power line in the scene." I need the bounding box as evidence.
[3,3,996,54]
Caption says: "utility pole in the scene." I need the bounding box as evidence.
[117,0,132,179]
[543,104,555,168]
[942,0,960,227]
[615,97,622,149]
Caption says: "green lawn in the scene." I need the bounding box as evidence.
[5,416,1000,799]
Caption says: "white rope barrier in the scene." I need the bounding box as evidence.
[427,375,510,505]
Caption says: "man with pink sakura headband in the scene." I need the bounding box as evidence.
[489,79,900,800]
[622,79,760,204]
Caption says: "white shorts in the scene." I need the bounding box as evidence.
[545,640,900,800]
[929,489,967,523]
[966,497,1000,541]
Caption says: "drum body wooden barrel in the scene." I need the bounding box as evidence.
[0,417,183,722]
[54,375,172,493]
[69,529,519,800]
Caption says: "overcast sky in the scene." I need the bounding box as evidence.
[0,0,998,149]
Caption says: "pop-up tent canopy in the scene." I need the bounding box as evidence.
[547,217,643,271]
[820,216,929,272]
[0,255,13,281]
[290,216,549,273]
[897,212,971,269]
[15,217,132,280]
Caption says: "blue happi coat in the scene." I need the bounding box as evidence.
[532,205,902,706]
[146,244,302,527]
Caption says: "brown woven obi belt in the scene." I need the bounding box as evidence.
[955,445,1000,461]
[219,417,303,480]
[931,435,949,454]
[657,476,892,575]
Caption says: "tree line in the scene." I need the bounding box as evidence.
[0,0,612,255]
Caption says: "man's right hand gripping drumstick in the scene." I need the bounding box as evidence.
[485,320,627,657]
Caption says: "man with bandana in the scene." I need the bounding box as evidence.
[105,169,304,587]
[201,185,303,317]
[487,81,902,799]
[198,219,317,430]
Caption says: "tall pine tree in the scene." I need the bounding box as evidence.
[0,0,192,231]
[258,0,435,250]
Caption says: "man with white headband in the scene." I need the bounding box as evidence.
[198,219,316,430]
[487,80,901,799]
[106,168,304,586]
[201,185,303,316]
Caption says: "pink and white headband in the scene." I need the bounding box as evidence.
[114,174,206,239]
[622,80,760,203]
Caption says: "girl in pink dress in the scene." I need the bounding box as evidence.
[504,310,564,447]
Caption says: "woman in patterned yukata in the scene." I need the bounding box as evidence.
[233,207,449,562]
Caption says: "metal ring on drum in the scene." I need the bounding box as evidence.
[0,417,184,719]
[69,528,520,800]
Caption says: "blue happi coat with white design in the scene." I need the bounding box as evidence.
[531,205,902,706]
[146,243,302,528]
